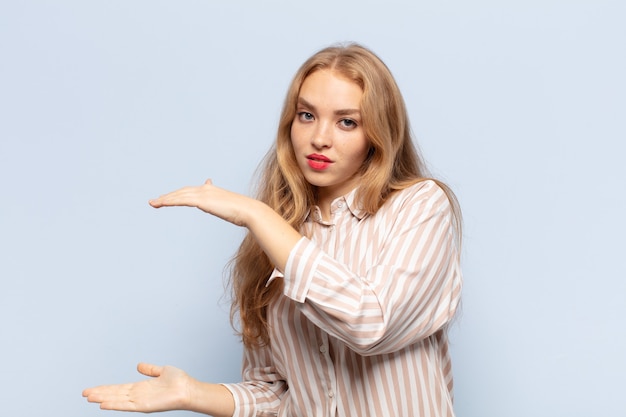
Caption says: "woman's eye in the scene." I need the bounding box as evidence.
[298,112,314,121]
[340,119,357,128]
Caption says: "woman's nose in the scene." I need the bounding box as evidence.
[311,122,332,149]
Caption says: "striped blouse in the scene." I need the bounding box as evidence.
[223,180,462,417]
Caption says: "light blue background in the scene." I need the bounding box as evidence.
[1,1,624,416]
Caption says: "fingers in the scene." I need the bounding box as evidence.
[148,180,218,209]
[82,363,160,401]
[82,382,135,406]
[148,189,190,208]
[85,389,131,403]
[100,400,138,411]
[86,390,140,412]
[137,362,162,377]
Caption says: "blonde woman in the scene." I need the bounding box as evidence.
[83,43,462,417]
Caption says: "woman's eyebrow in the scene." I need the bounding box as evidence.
[297,97,360,117]
[296,97,316,111]
[334,108,361,117]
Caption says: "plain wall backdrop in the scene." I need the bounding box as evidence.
[1,1,624,416]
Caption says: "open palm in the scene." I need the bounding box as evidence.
[83,363,191,412]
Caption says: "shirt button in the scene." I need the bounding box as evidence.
[319,345,327,353]
[337,201,344,208]
[328,390,334,398]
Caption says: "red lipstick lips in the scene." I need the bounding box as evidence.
[307,153,332,170]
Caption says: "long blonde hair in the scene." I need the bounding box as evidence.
[229,43,461,348]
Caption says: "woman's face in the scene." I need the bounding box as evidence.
[290,70,369,204]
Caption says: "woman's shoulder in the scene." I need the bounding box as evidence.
[376,179,451,218]
[392,179,448,205]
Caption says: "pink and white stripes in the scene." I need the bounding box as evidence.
[224,180,462,417]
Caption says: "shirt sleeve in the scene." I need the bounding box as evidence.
[221,344,287,417]
[282,180,462,356]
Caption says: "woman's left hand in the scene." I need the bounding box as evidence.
[149,179,252,227]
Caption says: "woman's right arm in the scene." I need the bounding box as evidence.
[83,346,287,417]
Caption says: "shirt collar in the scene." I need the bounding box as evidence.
[343,187,367,220]
[306,187,368,223]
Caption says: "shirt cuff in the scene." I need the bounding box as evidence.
[220,383,255,417]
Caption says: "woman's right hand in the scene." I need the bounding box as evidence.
[82,363,192,412]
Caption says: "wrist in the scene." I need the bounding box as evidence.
[240,198,269,229]
[185,379,234,417]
